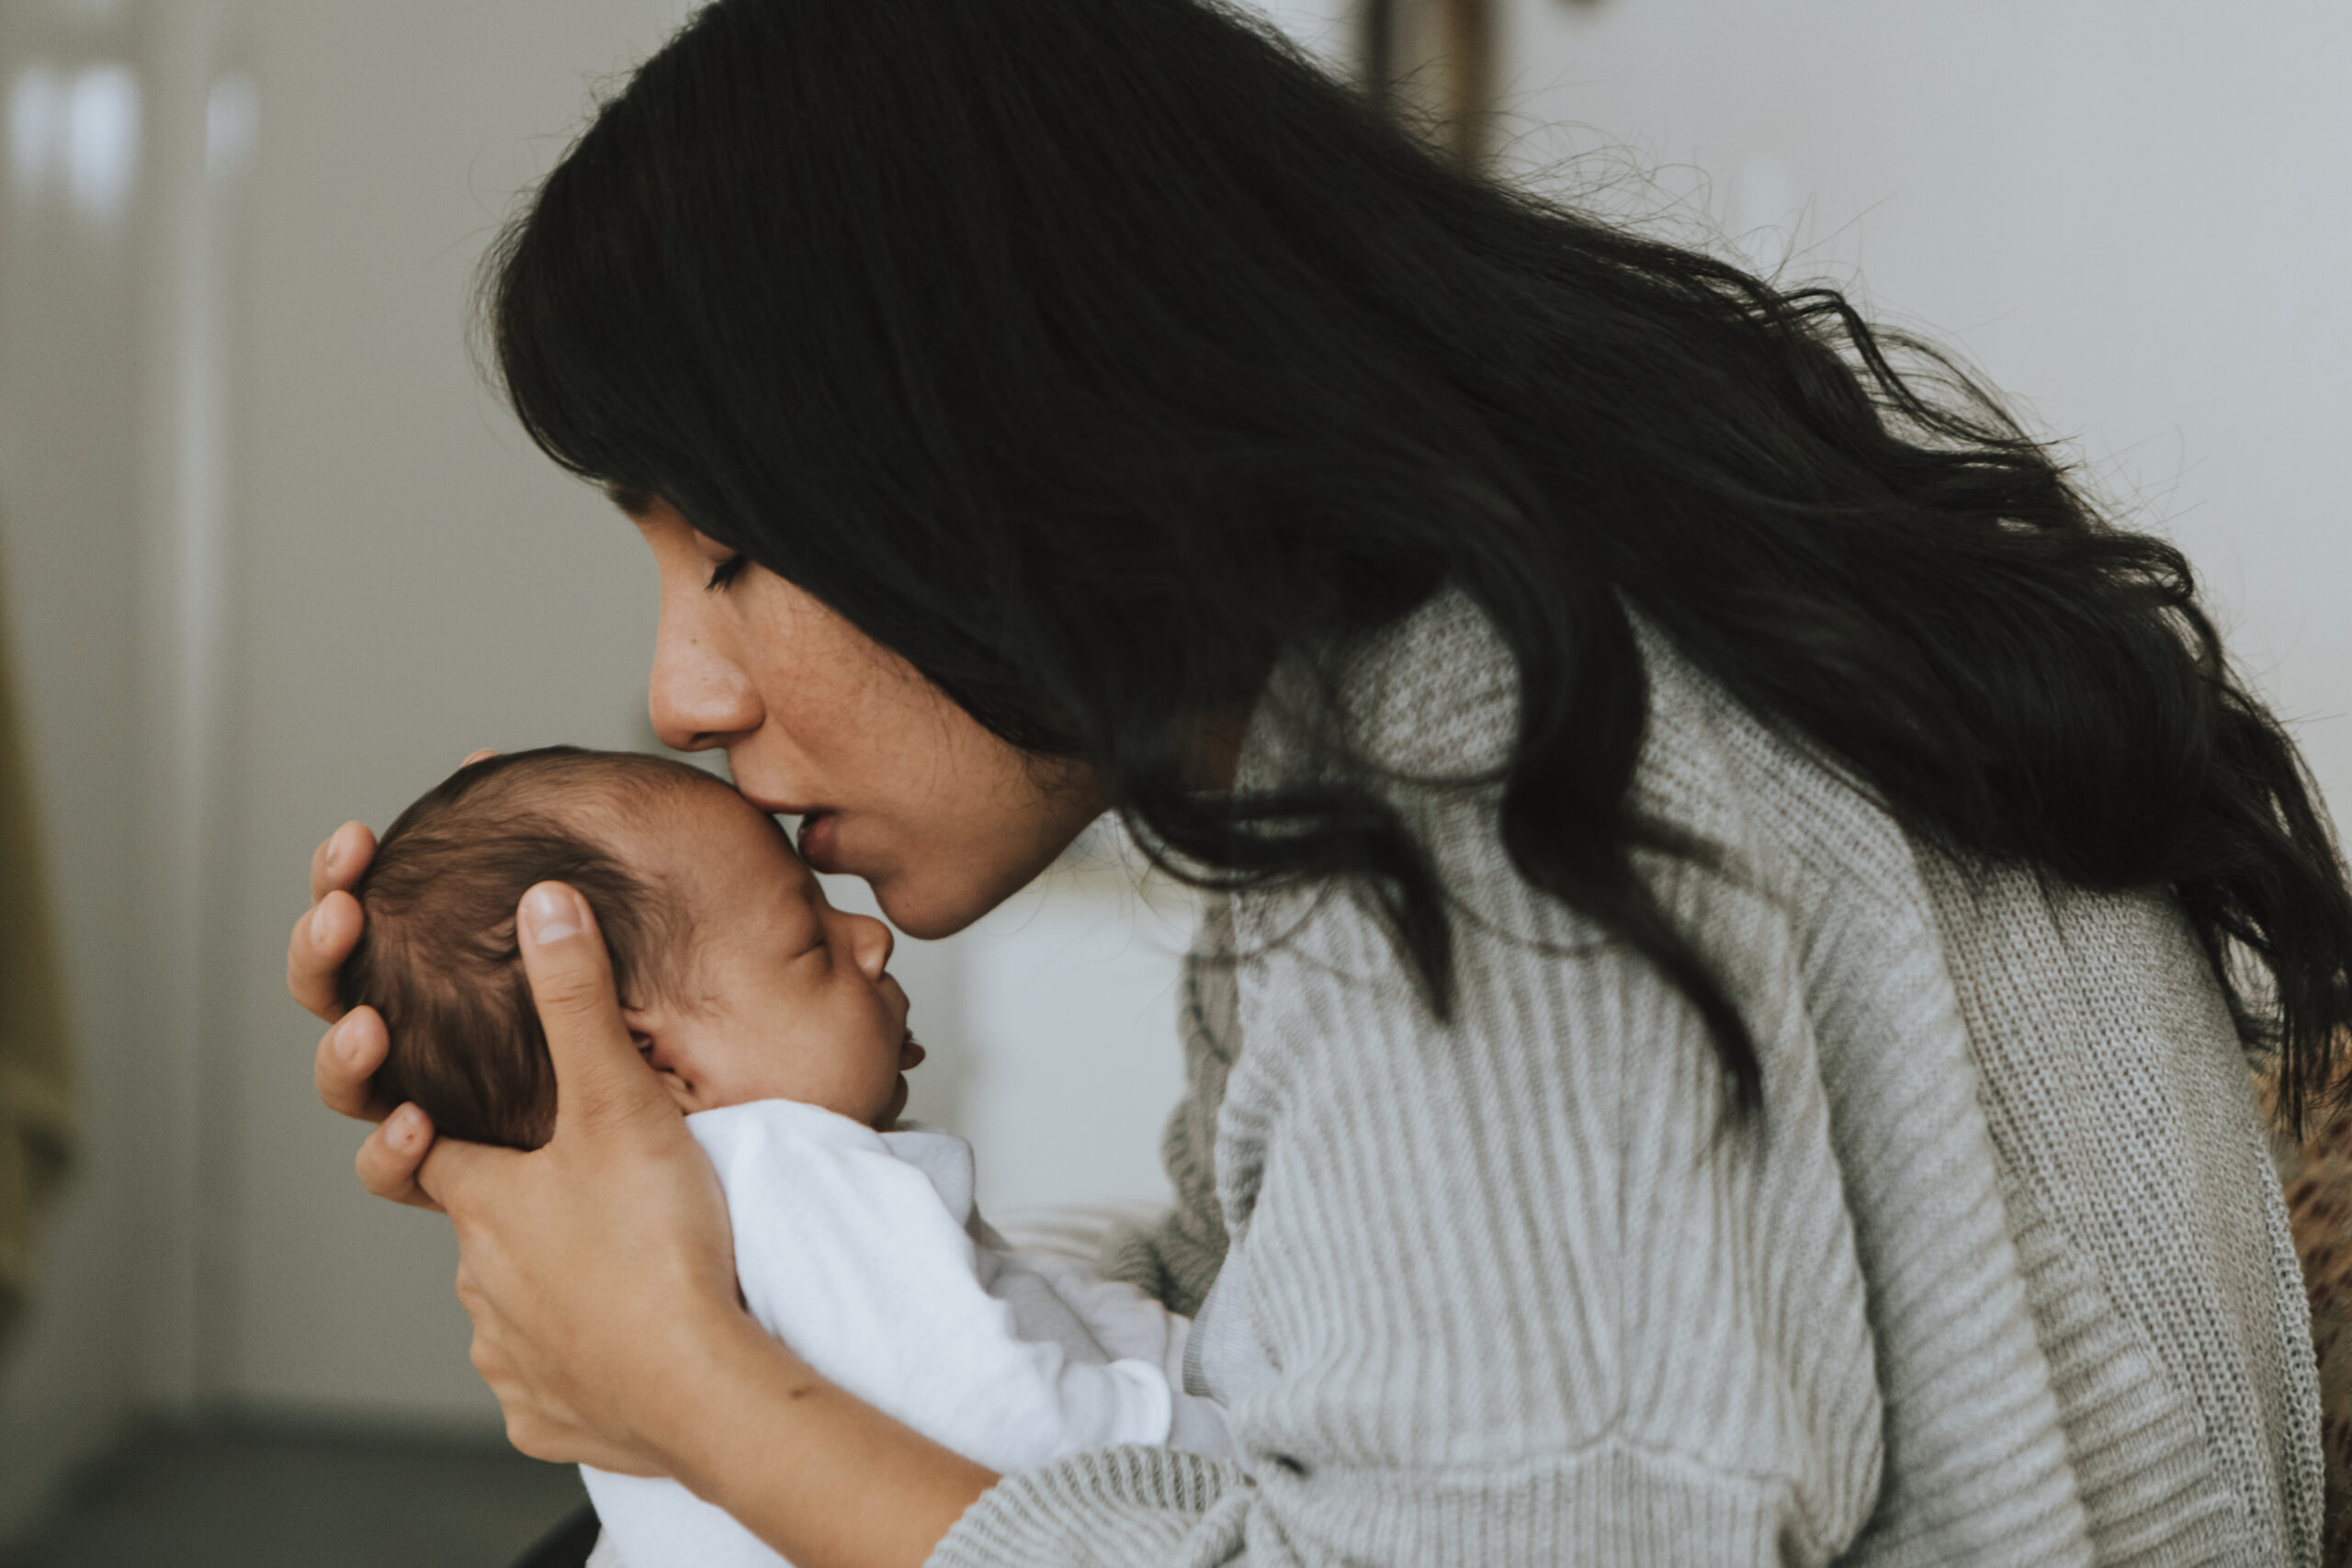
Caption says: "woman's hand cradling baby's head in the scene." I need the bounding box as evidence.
[296,750,504,1204]
[292,817,447,1211]
[419,880,747,1476]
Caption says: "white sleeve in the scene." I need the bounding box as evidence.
[1010,1247,1238,1461]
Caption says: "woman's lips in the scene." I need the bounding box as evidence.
[796,809,841,872]
[899,1032,925,1070]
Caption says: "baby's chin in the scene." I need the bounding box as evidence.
[878,1071,911,1130]
[685,1067,910,1131]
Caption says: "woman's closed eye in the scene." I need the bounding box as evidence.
[704,552,749,592]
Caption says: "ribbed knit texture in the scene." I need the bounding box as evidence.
[932,589,2323,1568]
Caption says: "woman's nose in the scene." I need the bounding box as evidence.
[648,610,762,752]
[845,911,895,982]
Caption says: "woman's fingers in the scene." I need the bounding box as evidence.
[356,1102,446,1212]
[515,882,670,1134]
[289,887,365,1022]
[314,1006,392,1122]
[456,1275,665,1474]
[309,819,376,904]
[292,820,373,1023]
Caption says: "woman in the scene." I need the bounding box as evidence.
[288,1,2349,1563]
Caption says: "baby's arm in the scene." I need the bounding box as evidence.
[992,1246,1237,1460]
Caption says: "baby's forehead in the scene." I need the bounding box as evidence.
[591,772,805,883]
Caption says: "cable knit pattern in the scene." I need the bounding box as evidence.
[933,588,2323,1568]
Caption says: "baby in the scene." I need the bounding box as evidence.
[339,747,1229,1568]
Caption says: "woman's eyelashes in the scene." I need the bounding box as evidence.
[704,552,749,592]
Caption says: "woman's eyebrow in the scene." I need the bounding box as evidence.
[605,480,655,517]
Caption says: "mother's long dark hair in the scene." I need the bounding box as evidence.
[486,0,2352,1123]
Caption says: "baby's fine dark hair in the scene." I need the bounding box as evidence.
[337,747,715,1149]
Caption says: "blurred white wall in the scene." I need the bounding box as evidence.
[1241,0,1358,66]
[1498,0,2352,823]
[0,0,149,1536]
[188,0,673,1429]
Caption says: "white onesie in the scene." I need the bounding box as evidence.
[582,1100,1232,1568]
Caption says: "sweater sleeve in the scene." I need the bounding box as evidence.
[933,799,1889,1566]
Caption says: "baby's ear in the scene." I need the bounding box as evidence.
[622,1016,699,1113]
[654,1069,699,1117]
[626,1027,667,1068]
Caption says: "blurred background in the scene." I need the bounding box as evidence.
[0,0,2345,1561]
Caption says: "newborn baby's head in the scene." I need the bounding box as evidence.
[337,747,920,1149]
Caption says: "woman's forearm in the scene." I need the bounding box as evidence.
[657,1313,999,1568]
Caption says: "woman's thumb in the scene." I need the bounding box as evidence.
[517,882,662,1128]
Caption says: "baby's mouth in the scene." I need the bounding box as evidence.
[898,1030,925,1070]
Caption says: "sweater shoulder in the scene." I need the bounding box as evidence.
[1246,584,1921,915]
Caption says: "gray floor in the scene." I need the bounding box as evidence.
[1,1423,588,1568]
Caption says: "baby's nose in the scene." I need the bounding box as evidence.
[849,910,894,980]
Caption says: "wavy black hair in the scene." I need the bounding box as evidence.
[484,0,2352,1124]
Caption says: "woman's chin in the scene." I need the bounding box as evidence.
[868,872,990,942]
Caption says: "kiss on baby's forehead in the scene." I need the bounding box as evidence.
[338,746,919,1151]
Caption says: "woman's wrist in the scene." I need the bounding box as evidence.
[656,1310,998,1568]
[636,1303,802,1482]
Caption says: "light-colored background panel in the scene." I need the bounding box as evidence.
[215,0,691,1421]
[0,0,768,1477]
[1499,0,2352,822]
[912,854,1198,1215]
[0,0,156,1531]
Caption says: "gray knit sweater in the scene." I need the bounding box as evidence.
[931,588,2324,1567]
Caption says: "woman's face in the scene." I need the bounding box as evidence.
[633,498,1105,939]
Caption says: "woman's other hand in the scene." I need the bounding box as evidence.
[420,881,742,1477]
[293,752,500,1210]
[291,818,444,1210]
[289,817,373,1025]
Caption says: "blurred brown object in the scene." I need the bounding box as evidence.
[0,539,73,1344]
[1363,0,1495,167]
[2266,1066,2352,1565]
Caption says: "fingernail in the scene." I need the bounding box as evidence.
[334,1015,363,1064]
[388,1107,420,1150]
[524,884,583,943]
[311,899,334,944]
